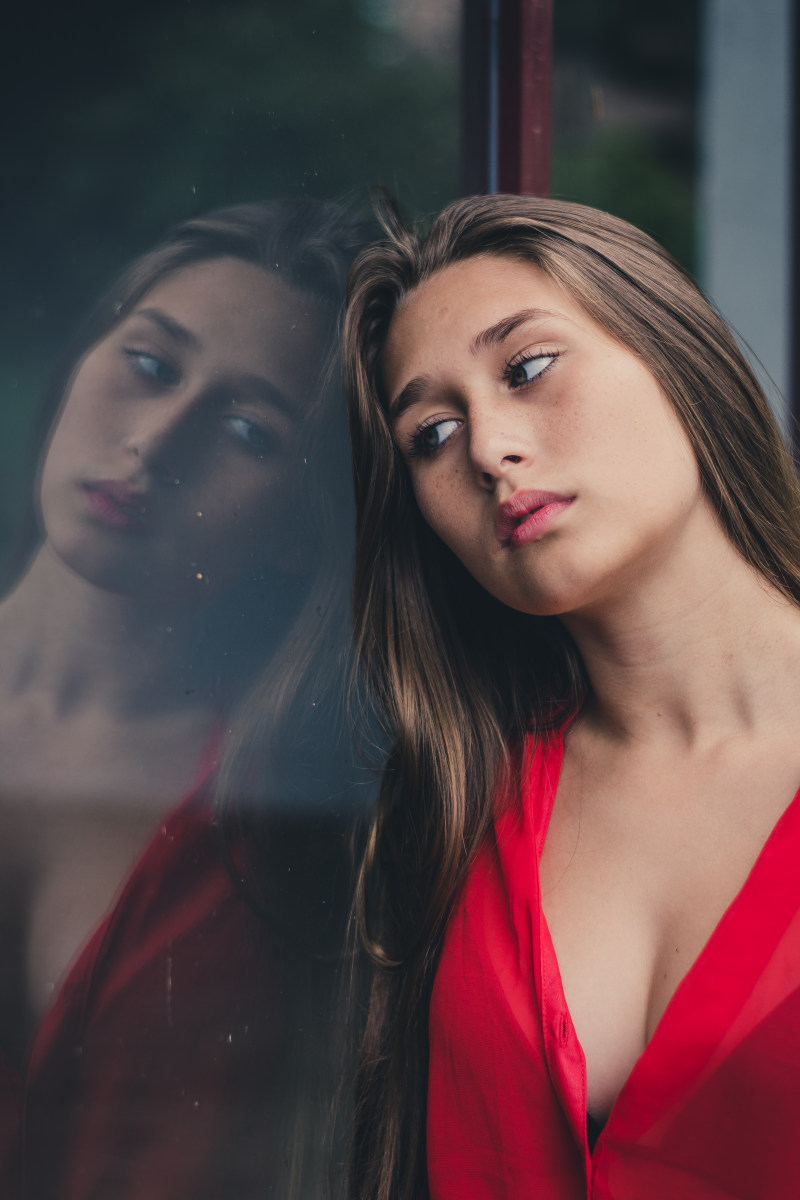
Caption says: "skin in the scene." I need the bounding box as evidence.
[39,256,321,600]
[384,253,800,1121]
[0,256,323,1030]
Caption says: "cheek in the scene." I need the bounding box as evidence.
[197,487,274,546]
[193,466,305,579]
[41,374,120,476]
[620,410,700,515]
[412,471,459,547]
[37,416,87,517]
[412,468,489,578]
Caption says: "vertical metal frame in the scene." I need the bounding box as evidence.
[461,0,553,197]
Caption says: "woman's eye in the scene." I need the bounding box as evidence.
[505,352,558,389]
[222,414,279,456]
[411,417,460,458]
[124,348,179,386]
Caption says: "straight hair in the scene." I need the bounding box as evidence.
[343,193,800,1200]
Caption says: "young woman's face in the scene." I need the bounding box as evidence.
[39,256,325,600]
[383,254,709,619]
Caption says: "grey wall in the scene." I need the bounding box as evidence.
[700,0,792,430]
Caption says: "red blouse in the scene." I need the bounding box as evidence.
[0,758,291,1199]
[428,731,800,1199]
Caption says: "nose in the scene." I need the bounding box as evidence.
[125,393,203,484]
[466,403,533,488]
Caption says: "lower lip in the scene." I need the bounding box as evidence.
[83,486,150,533]
[507,499,574,549]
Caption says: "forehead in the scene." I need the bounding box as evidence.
[132,257,326,379]
[382,254,584,393]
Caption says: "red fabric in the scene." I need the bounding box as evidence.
[428,731,800,1199]
[1,759,287,1199]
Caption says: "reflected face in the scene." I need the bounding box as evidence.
[39,256,325,600]
[383,254,706,618]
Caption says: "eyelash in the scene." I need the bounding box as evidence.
[406,415,460,460]
[406,350,560,460]
[124,346,179,386]
[502,349,560,389]
[123,349,281,458]
[222,413,279,457]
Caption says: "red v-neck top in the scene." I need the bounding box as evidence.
[428,731,800,1199]
[0,752,288,1199]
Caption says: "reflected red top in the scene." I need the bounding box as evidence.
[0,759,288,1199]
[428,731,800,1199]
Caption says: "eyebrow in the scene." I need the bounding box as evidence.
[134,308,297,419]
[135,307,201,350]
[389,374,435,422]
[470,307,558,355]
[234,374,297,420]
[389,307,560,420]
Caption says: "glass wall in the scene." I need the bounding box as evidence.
[0,4,460,1197]
[0,0,461,551]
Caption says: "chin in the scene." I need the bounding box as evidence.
[473,560,586,619]
[48,536,182,602]
[65,553,165,598]
[499,539,640,619]
[500,577,613,621]
[508,595,580,620]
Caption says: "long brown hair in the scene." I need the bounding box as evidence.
[343,193,800,1200]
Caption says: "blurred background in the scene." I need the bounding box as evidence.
[2,0,793,554]
[1,0,464,554]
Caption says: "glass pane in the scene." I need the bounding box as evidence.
[0,2,459,1195]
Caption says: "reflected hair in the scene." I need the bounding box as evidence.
[342,192,800,1200]
[1,200,371,1200]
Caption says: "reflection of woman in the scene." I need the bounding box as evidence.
[344,195,800,1199]
[0,200,363,1197]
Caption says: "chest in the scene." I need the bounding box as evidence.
[538,740,800,1120]
[431,734,800,1195]
[0,711,212,1055]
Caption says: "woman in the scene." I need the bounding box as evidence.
[344,194,800,1199]
[0,199,364,1197]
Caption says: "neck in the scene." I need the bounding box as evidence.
[0,542,217,719]
[561,527,800,752]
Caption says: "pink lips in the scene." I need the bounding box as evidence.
[83,481,152,533]
[496,489,574,549]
